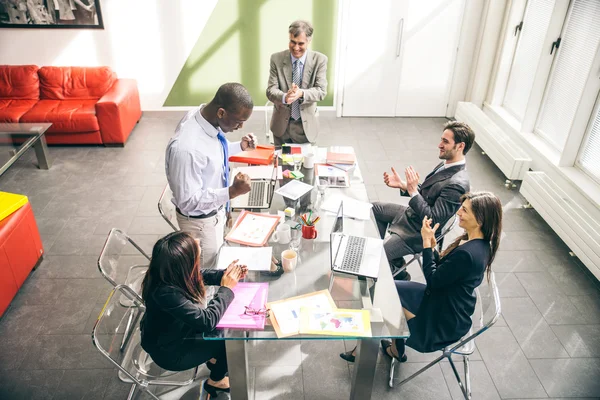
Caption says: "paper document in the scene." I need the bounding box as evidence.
[299,308,372,337]
[321,195,373,220]
[216,246,273,271]
[274,180,313,201]
[315,164,350,188]
[267,290,336,337]
[225,211,281,246]
[231,166,282,181]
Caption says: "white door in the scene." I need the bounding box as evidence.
[395,0,465,116]
[341,0,407,117]
[341,0,465,117]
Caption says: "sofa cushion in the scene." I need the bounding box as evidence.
[0,65,39,100]
[20,99,100,133]
[0,99,38,122]
[39,66,117,100]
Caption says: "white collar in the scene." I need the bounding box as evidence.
[442,159,466,169]
[194,104,220,138]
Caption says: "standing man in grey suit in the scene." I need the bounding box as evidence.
[374,121,475,280]
[266,20,328,145]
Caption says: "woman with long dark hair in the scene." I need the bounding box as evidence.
[341,191,502,362]
[140,231,247,398]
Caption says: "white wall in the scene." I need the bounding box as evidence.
[0,0,216,110]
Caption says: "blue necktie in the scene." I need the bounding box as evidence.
[217,131,230,211]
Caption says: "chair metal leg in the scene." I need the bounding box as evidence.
[448,356,471,400]
[464,355,471,400]
[392,254,418,278]
[388,357,397,388]
[396,352,447,388]
[126,383,137,400]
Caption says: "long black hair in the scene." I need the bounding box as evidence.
[141,231,205,304]
[441,191,503,279]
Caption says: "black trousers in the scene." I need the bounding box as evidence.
[372,202,414,276]
[150,338,228,381]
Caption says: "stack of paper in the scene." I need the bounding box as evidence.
[216,282,269,330]
[299,308,372,337]
[216,246,273,271]
[315,164,350,188]
[326,146,356,165]
[320,195,373,220]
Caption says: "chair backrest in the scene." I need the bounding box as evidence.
[92,285,195,398]
[158,184,179,232]
[436,214,459,252]
[451,271,501,355]
[265,101,274,145]
[97,228,151,289]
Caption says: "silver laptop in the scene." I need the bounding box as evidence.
[330,202,383,280]
[230,163,277,210]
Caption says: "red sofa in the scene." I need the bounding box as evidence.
[0,65,142,145]
[0,202,44,317]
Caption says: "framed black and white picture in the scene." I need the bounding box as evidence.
[0,0,103,29]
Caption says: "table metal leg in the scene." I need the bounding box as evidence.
[350,338,379,400]
[33,134,51,169]
[225,339,250,400]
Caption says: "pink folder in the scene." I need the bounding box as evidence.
[216,282,269,330]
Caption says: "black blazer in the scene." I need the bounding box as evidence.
[406,239,489,353]
[390,163,470,252]
[140,270,234,353]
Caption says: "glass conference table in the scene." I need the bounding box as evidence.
[205,149,410,400]
[0,123,52,176]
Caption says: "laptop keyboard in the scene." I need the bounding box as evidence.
[339,236,366,272]
[249,181,266,207]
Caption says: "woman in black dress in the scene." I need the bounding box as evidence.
[140,231,247,398]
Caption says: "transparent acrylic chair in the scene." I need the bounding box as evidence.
[388,272,502,399]
[392,214,458,278]
[92,285,199,400]
[97,228,151,350]
[265,101,274,145]
[158,183,179,232]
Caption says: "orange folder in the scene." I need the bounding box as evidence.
[229,145,275,165]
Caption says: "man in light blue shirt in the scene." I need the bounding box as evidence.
[165,83,255,268]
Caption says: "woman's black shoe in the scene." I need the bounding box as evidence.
[339,349,356,363]
[203,380,230,398]
[380,339,408,362]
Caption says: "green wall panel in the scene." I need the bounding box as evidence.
[164,0,337,107]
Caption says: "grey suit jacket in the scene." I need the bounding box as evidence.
[266,50,328,143]
[389,163,470,252]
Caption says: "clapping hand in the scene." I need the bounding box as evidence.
[405,166,420,196]
[383,167,406,190]
[421,216,439,249]
[241,133,257,150]
[286,83,303,104]
[221,259,244,289]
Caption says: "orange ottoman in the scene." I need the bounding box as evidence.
[0,197,44,316]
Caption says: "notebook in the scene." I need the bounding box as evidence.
[225,210,281,246]
[326,147,356,165]
[0,192,28,222]
[299,308,372,337]
[216,282,269,330]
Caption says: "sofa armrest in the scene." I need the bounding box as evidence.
[96,79,142,145]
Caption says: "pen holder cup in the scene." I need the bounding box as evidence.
[302,224,318,240]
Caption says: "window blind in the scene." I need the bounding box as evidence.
[503,0,555,121]
[579,101,600,180]
[536,0,600,150]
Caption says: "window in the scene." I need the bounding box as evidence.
[535,0,600,150]
[502,0,555,121]
[578,98,600,182]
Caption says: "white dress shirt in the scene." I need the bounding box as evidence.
[282,51,307,104]
[165,106,241,216]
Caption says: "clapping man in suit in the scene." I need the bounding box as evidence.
[266,20,328,145]
[374,121,475,280]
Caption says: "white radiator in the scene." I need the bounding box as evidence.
[455,102,532,180]
[521,171,600,280]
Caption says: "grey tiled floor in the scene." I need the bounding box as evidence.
[1,113,599,399]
